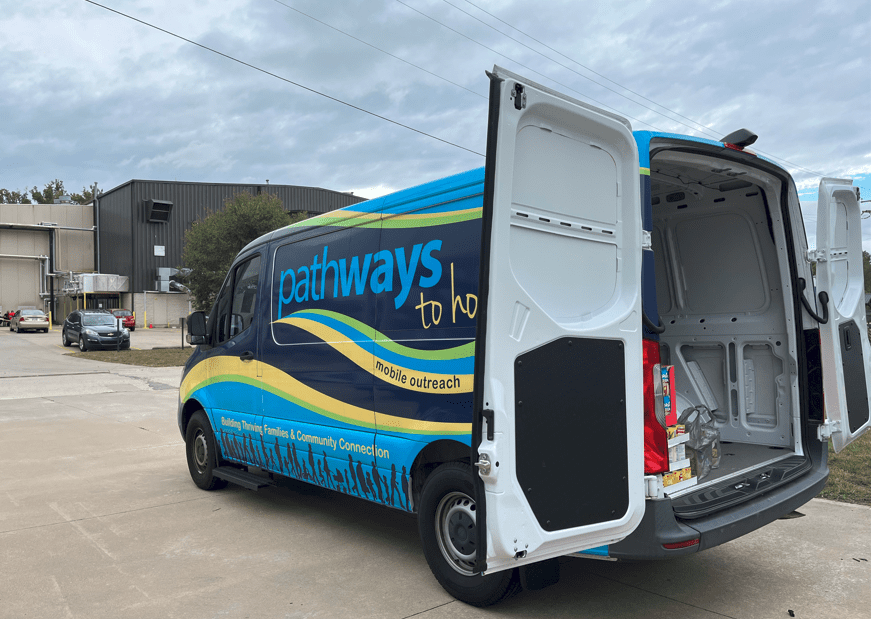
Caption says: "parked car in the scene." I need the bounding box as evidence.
[62,310,130,351]
[111,309,136,331]
[11,309,49,333]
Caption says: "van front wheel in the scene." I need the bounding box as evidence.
[185,410,228,491]
[418,463,519,607]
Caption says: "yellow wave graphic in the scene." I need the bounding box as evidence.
[181,356,471,435]
[275,316,472,394]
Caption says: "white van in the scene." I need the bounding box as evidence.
[180,66,871,606]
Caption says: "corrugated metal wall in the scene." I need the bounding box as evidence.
[97,181,365,294]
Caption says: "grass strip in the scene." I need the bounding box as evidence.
[818,430,871,506]
[66,348,194,367]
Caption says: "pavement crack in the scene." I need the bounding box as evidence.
[1,497,209,535]
[399,600,456,618]
[582,569,740,619]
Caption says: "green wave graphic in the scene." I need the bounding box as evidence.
[292,309,475,360]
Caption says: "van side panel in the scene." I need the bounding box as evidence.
[184,168,485,512]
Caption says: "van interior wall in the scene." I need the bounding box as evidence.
[650,160,795,451]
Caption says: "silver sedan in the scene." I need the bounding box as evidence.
[11,309,50,333]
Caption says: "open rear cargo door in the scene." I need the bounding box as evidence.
[473,67,645,574]
[814,178,871,452]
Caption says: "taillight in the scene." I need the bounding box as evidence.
[643,338,669,474]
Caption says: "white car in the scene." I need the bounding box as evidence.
[11,309,50,333]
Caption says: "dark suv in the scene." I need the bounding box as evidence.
[62,310,131,351]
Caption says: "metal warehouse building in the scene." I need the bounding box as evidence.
[0,201,95,322]
[96,180,366,327]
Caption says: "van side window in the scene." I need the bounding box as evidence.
[231,256,261,336]
[214,255,261,344]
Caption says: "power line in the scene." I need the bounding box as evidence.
[451,0,830,178]
[458,0,719,137]
[269,0,487,101]
[82,0,485,157]
[441,0,724,141]
[394,0,667,132]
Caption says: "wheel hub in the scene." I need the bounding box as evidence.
[435,491,477,574]
[193,429,209,471]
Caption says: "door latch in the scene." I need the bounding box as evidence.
[511,83,526,110]
[475,454,492,476]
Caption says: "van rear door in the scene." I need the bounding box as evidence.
[814,178,871,452]
[473,66,645,574]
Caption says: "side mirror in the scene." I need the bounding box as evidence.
[187,311,209,345]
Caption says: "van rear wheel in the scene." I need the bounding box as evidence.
[185,410,228,491]
[418,463,519,607]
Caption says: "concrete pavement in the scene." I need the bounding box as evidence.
[1,328,869,618]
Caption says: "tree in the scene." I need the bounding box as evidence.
[0,188,29,203]
[182,192,308,310]
[2,180,99,204]
[30,179,67,204]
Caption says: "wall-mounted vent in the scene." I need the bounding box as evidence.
[146,199,173,223]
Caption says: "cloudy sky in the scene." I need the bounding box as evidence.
[2,0,869,248]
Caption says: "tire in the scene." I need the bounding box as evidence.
[185,410,228,491]
[79,337,87,352]
[418,463,520,607]
[62,330,72,347]
[129,326,135,332]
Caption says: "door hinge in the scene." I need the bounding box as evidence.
[644,475,664,499]
[806,249,827,264]
[642,230,652,251]
[818,420,842,441]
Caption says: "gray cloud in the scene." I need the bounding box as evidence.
[1,0,868,212]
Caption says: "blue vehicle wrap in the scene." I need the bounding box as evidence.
[180,168,485,512]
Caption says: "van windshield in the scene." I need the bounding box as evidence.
[83,314,117,326]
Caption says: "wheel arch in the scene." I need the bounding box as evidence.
[409,439,471,513]
[180,397,208,439]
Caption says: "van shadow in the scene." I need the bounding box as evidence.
[209,477,760,614]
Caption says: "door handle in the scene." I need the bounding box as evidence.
[239,351,255,361]
[798,278,829,325]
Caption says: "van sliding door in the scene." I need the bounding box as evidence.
[473,66,645,574]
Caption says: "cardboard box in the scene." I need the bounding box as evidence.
[662,466,694,487]
[666,424,685,440]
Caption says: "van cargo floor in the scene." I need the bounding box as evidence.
[669,443,811,519]
[699,442,794,486]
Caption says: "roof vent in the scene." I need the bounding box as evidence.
[146,199,173,223]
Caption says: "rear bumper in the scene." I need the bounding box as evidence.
[16,321,49,330]
[608,438,828,560]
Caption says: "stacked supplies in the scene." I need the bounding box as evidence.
[664,423,697,491]
[659,365,697,492]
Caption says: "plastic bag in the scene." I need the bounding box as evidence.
[678,405,721,480]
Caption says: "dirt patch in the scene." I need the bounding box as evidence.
[66,348,194,367]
